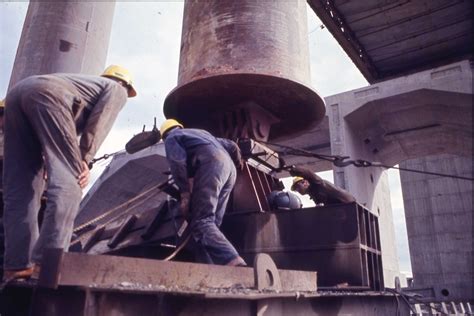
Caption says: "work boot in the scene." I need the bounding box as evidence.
[2,266,34,282]
[31,264,41,280]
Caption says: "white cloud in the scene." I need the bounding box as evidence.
[306,11,368,97]
[95,2,184,157]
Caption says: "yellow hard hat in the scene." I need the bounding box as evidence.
[101,65,137,98]
[160,119,183,136]
[291,176,305,191]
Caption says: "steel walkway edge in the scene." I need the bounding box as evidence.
[1,251,408,315]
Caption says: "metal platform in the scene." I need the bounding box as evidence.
[0,251,407,316]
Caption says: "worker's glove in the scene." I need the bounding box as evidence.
[179,191,191,219]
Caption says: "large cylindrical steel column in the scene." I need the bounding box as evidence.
[8,1,116,89]
[164,0,325,140]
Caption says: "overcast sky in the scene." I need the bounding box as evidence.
[0,1,411,275]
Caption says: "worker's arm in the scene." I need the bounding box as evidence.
[79,81,127,164]
[164,136,191,193]
[164,136,192,217]
[289,166,321,184]
[217,138,243,169]
[291,166,356,204]
[77,161,90,189]
[316,177,356,204]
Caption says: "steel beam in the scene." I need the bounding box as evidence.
[38,250,316,294]
[2,284,409,316]
[1,251,409,315]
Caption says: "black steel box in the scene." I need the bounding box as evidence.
[222,202,384,290]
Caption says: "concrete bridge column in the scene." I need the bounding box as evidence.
[326,94,401,288]
[400,154,473,300]
[8,1,116,89]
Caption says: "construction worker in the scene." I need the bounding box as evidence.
[290,166,356,205]
[2,65,136,281]
[160,119,246,266]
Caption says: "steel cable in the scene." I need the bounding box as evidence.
[260,140,473,181]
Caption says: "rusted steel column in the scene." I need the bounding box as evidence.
[8,1,116,89]
[164,0,325,140]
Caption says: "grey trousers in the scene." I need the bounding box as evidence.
[190,146,240,265]
[3,79,82,270]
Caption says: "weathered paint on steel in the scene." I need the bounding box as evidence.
[1,284,409,316]
[222,203,384,290]
[38,251,317,293]
[164,0,325,140]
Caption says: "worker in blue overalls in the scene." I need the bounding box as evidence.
[160,119,246,266]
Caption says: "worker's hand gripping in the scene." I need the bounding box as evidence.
[77,160,90,189]
[179,191,191,220]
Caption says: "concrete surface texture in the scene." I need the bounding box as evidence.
[280,59,472,289]
[336,61,472,291]
[400,154,473,301]
[326,91,402,289]
[8,1,116,89]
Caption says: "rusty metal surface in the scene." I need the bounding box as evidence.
[222,203,384,291]
[254,253,282,292]
[238,139,282,172]
[2,284,409,316]
[37,251,317,294]
[39,248,65,289]
[231,164,281,214]
[217,102,281,141]
[164,0,325,140]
